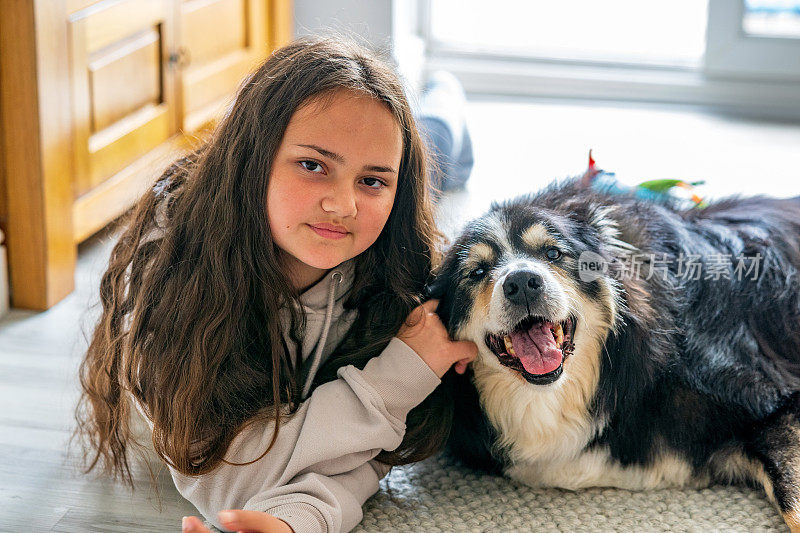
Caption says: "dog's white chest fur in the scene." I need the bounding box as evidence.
[473,358,705,492]
[504,447,704,491]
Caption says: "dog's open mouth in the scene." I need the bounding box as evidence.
[485,315,576,384]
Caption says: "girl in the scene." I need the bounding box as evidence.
[74,37,477,533]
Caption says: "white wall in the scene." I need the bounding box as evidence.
[292,0,425,94]
[294,0,394,51]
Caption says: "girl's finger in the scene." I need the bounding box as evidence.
[218,510,293,533]
[422,298,439,313]
[455,341,479,360]
[182,516,212,533]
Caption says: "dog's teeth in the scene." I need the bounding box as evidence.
[503,335,515,355]
[553,323,564,347]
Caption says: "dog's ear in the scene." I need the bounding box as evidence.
[424,270,456,328]
[565,201,638,255]
[563,200,615,235]
[425,250,461,300]
[424,273,448,300]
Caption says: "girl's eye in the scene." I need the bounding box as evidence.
[362,177,386,189]
[300,160,324,173]
[546,248,562,261]
[468,267,486,279]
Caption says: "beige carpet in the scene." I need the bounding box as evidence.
[352,453,786,532]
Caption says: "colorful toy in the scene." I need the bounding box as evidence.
[580,150,707,209]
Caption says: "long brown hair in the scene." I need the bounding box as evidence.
[73,36,450,487]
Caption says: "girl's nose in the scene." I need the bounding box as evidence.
[321,183,357,218]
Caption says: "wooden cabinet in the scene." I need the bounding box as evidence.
[68,0,177,200]
[0,0,292,309]
[68,0,179,242]
[179,0,269,132]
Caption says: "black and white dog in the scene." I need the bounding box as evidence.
[428,178,800,531]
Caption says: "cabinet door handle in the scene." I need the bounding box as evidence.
[168,47,191,69]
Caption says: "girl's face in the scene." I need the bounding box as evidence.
[268,90,403,291]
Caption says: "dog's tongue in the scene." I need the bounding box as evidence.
[510,321,563,375]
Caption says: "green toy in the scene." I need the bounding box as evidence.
[581,150,708,209]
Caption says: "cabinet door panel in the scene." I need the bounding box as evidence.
[179,0,267,132]
[68,0,176,197]
[183,0,248,66]
[89,30,161,132]
[83,0,165,54]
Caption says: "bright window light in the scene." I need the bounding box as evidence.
[430,0,709,67]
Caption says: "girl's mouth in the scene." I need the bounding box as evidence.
[308,224,349,240]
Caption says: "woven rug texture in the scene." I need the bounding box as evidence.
[352,453,786,532]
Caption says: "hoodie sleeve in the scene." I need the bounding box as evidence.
[168,337,441,533]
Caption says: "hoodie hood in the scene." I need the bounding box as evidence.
[297,259,356,312]
[287,259,357,399]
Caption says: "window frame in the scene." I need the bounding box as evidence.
[705,0,800,80]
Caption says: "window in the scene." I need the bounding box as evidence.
[744,0,800,38]
[421,0,800,118]
[428,0,708,68]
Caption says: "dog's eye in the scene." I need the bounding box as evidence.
[546,248,562,261]
[468,267,486,279]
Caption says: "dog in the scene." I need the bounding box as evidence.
[427,177,800,531]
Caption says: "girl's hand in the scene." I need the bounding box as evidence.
[182,511,294,533]
[397,299,478,378]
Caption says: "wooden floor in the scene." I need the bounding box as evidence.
[2,98,800,532]
[0,222,200,532]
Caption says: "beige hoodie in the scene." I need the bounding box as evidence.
[134,258,441,532]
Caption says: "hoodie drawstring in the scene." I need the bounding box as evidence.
[301,270,343,399]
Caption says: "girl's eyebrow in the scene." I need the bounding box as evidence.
[296,144,397,174]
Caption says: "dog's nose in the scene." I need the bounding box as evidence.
[503,270,544,305]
